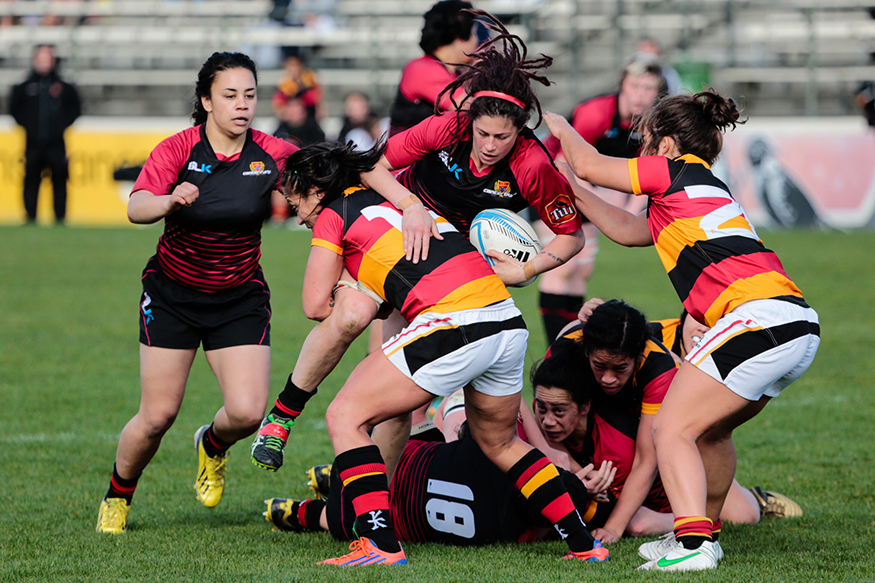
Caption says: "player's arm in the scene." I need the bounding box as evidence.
[301,246,345,321]
[543,111,634,194]
[487,228,585,287]
[558,162,652,248]
[127,182,199,224]
[596,412,659,543]
[360,155,441,263]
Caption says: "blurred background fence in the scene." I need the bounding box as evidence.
[2,0,874,226]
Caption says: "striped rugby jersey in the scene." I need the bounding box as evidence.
[630,154,803,327]
[311,187,510,321]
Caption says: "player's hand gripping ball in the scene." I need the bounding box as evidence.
[470,208,542,287]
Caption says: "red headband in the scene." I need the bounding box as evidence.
[472,91,525,109]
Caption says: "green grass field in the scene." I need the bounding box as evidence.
[1,224,873,582]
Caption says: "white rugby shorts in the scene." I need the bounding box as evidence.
[686,298,820,401]
[382,299,528,397]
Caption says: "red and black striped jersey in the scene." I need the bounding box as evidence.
[386,113,582,237]
[311,187,510,322]
[133,125,297,292]
[630,154,803,327]
[390,436,533,545]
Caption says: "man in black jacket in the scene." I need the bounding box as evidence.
[9,45,81,224]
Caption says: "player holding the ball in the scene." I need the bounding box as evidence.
[363,10,584,287]
[277,141,608,566]
[250,10,585,481]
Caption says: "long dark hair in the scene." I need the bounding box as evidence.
[436,9,552,143]
[282,141,387,212]
[420,0,475,54]
[636,89,745,165]
[191,52,258,126]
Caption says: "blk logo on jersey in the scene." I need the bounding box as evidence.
[546,194,576,224]
[187,161,212,174]
[438,151,463,180]
[243,161,271,176]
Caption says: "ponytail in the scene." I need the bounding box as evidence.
[637,89,746,164]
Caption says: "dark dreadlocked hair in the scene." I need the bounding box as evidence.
[435,9,553,145]
[281,141,387,215]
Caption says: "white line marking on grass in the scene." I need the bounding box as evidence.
[0,431,119,443]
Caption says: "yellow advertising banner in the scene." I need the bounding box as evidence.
[0,121,182,226]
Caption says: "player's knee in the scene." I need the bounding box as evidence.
[228,410,264,434]
[332,293,377,338]
[139,410,178,439]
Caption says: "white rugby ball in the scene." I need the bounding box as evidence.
[470,208,542,287]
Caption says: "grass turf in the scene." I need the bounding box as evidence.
[0,224,872,582]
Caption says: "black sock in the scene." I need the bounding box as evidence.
[270,375,317,421]
[105,464,139,503]
[539,292,584,343]
[201,424,232,458]
[507,449,595,553]
[288,499,326,531]
[334,446,401,553]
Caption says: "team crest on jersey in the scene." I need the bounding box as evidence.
[187,161,212,174]
[546,194,576,224]
[483,180,516,199]
[243,161,272,176]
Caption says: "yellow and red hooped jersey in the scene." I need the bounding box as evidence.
[630,154,804,327]
[311,187,510,322]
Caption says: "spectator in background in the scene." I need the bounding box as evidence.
[388,0,479,136]
[636,38,681,95]
[9,44,81,225]
[272,51,324,122]
[271,96,325,225]
[274,97,325,148]
[855,81,875,127]
[536,52,664,343]
[337,91,386,150]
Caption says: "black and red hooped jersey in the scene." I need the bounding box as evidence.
[390,437,534,545]
[311,187,509,322]
[630,154,804,327]
[386,114,582,237]
[133,125,296,292]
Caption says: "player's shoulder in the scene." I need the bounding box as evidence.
[512,129,558,170]
[250,129,299,159]
[150,126,202,164]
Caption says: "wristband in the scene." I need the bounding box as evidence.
[522,261,537,280]
[397,194,422,211]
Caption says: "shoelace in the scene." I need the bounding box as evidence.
[203,454,227,485]
[262,434,286,453]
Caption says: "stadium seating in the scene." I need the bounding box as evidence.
[1,0,873,120]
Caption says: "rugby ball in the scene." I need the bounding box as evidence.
[470,208,542,287]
